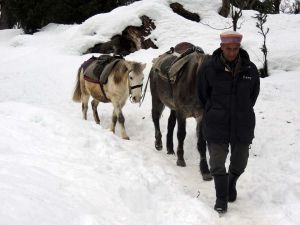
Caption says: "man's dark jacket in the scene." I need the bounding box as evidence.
[197,48,260,144]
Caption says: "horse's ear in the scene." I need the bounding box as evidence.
[124,61,132,71]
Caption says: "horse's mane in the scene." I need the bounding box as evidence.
[113,60,128,84]
[186,52,210,93]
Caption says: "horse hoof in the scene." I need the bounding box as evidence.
[123,136,130,140]
[176,160,186,167]
[155,140,163,151]
[202,173,213,181]
[167,150,175,155]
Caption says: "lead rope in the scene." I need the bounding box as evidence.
[139,73,150,107]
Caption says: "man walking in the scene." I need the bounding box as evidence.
[197,31,260,213]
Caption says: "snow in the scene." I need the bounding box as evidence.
[0,0,299,224]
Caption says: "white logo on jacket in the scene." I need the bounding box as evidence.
[242,75,252,80]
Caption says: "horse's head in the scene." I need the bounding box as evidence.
[125,61,146,103]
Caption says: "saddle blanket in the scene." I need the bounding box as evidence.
[82,55,123,84]
[152,42,204,83]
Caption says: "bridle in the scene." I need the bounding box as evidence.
[128,71,143,103]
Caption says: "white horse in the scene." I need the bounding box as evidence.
[72,57,146,139]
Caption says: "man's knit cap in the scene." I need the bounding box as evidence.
[220,31,243,44]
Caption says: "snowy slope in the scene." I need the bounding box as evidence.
[0,0,299,224]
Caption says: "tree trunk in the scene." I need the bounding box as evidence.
[248,0,257,9]
[274,0,281,13]
[232,0,263,10]
[0,0,15,29]
[219,0,230,17]
[295,1,300,14]
[0,0,9,29]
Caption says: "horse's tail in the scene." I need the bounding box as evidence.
[72,67,82,102]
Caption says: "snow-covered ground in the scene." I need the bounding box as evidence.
[0,0,299,224]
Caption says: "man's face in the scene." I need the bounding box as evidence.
[221,43,240,62]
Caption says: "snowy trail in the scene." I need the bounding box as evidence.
[1,0,300,224]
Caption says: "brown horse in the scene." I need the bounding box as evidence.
[72,57,146,139]
[149,43,212,180]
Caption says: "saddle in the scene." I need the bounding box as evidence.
[82,55,123,84]
[152,42,204,83]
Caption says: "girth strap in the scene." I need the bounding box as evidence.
[99,83,109,101]
[83,75,109,101]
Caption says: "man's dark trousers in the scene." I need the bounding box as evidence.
[208,142,250,212]
[207,142,250,176]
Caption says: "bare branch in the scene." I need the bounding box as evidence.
[199,21,233,30]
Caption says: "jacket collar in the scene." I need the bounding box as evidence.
[212,48,250,60]
[212,48,251,72]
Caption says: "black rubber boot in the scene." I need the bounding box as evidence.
[213,175,228,213]
[228,173,239,202]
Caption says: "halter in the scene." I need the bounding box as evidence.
[128,71,143,103]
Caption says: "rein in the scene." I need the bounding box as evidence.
[139,73,150,107]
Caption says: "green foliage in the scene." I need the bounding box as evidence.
[253,12,270,77]
[255,0,276,14]
[5,0,48,33]
[5,0,140,34]
[232,0,281,14]
[0,0,17,28]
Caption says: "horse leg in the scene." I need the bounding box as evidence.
[176,113,186,167]
[118,110,129,140]
[81,94,90,120]
[151,99,164,151]
[113,104,129,140]
[166,110,176,154]
[110,109,117,133]
[91,99,100,124]
[196,118,212,181]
